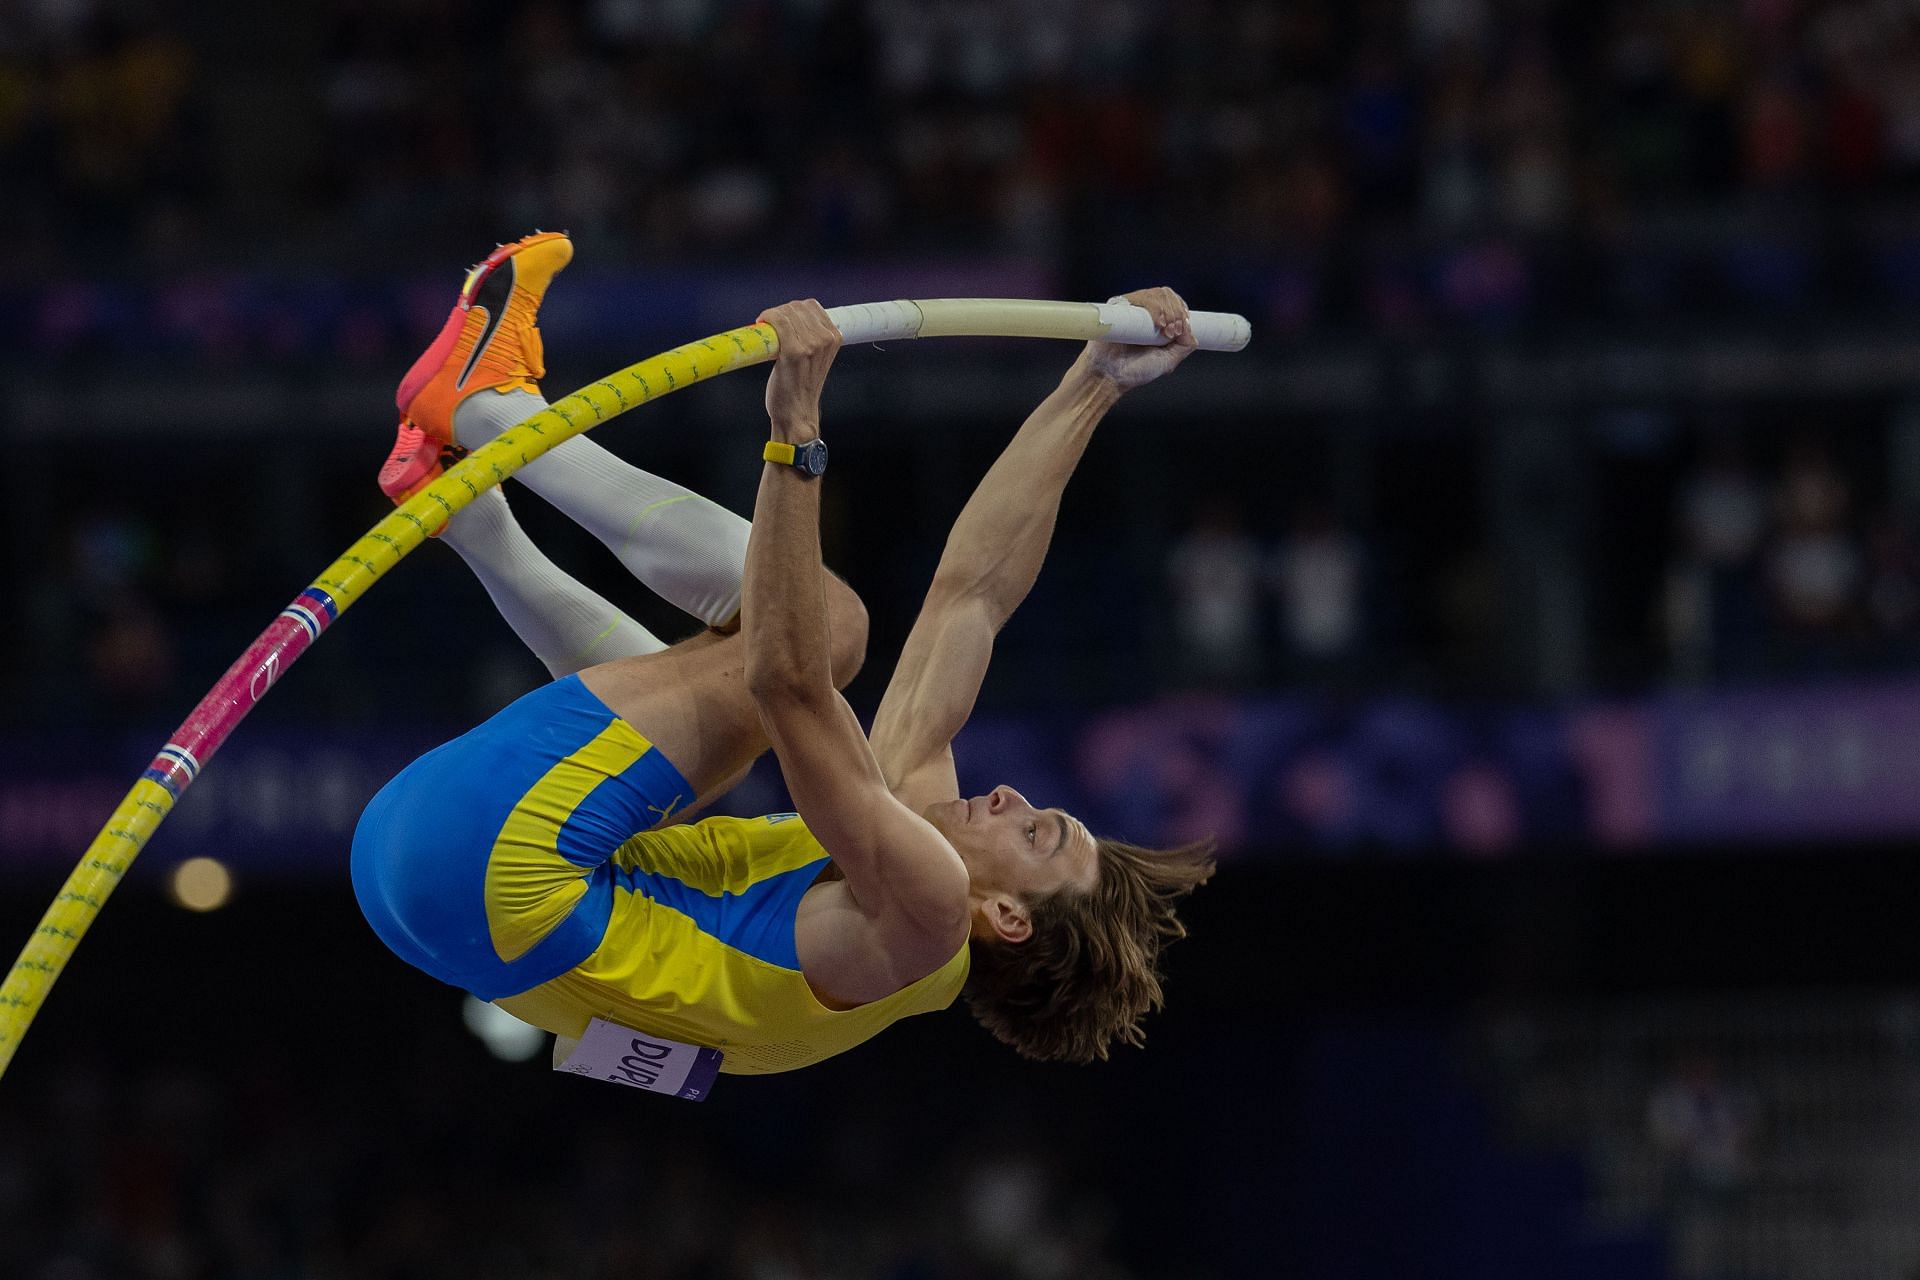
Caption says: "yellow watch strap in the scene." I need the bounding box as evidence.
[763,440,797,466]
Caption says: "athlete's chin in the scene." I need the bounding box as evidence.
[922,796,967,836]
[926,801,986,876]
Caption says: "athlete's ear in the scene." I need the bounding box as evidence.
[978,893,1033,945]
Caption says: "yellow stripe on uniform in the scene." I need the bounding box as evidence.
[485,720,656,963]
[609,816,822,898]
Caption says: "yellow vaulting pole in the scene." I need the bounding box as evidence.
[0,322,780,1082]
[0,292,1251,1084]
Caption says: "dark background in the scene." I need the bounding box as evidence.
[9,1,1920,1277]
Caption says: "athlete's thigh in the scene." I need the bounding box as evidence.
[576,632,765,801]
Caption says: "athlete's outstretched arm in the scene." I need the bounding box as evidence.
[870,287,1197,807]
[744,301,969,985]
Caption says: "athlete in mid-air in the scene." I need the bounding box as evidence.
[352,233,1214,1088]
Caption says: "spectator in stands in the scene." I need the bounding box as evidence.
[1646,1053,1758,1277]
[1765,440,1864,670]
[1165,495,1263,687]
[1270,501,1367,682]
[19,510,178,724]
[960,1146,1131,1280]
[1646,1054,1758,1195]
[1666,436,1767,681]
[85,600,177,716]
[1866,512,1920,661]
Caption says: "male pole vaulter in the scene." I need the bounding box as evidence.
[352,234,1214,1093]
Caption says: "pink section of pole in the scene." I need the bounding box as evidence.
[139,588,336,800]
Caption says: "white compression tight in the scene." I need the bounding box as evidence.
[434,388,752,677]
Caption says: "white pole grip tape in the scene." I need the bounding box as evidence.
[823,298,1251,352]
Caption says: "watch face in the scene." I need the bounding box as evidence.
[801,440,828,475]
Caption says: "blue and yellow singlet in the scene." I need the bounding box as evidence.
[351,674,969,1075]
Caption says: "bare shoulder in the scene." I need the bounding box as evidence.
[795,864,969,1007]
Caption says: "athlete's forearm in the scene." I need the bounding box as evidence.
[743,449,832,703]
[931,356,1123,626]
[745,301,842,703]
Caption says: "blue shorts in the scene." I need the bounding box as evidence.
[350,674,695,1001]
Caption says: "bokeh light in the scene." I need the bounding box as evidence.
[461,995,547,1063]
[167,857,233,912]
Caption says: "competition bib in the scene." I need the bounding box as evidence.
[553,1017,723,1101]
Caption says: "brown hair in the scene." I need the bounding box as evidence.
[964,836,1216,1064]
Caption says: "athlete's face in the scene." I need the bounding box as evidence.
[925,784,1098,945]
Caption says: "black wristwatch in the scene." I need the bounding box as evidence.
[763,438,829,477]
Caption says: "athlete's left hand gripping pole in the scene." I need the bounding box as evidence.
[0,325,781,1082]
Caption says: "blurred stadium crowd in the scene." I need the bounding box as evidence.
[1165,425,1920,691]
[15,396,1920,732]
[2,3,1920,791]
[6,1,1920,730]
[3,1054,1144,1280]
[8,0,1920,326]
